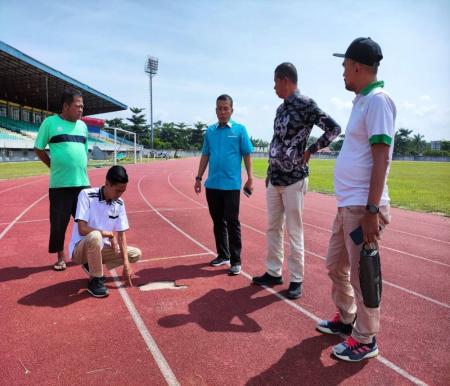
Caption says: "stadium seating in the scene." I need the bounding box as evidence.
[0,116,134,150]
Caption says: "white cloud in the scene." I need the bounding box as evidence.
[419,94,431,101]
[330,97,352,111]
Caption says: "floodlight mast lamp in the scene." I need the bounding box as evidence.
[145,56,158,151]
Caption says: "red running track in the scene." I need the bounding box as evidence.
[0,159,449,386]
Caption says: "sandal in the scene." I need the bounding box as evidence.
[53,260,67,271]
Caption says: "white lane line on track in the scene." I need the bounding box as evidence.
[110,269,180,386]
[142,175,428,386]
[0,218,48,225]
[245,201,450,268]
[240,222,450,310]
[0,193,48,241]
[304,206,450,245]
[167,173,450,309]
[0,178,44,195]
[0,207,205,226]
[138,252,213,263]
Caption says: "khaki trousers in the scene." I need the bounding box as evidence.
[72,230,141,277]
[266,179,308,283]
[326,205,390,344]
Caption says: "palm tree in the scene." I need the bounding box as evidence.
[412,133,425,154]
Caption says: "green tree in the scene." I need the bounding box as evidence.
[126,107,150,148]
[412,133,425,154]
[306,136,318,148]
[251,137,269,150]
[394,128,413,155]
[188,121,207,150]
[330,134,345,152]
[104,118,126,130]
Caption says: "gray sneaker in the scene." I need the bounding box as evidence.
[228,264,241,276]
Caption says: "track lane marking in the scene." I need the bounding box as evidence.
[167,173,450,309]
[141,174,429,386]
[0,193,48,241]
[138,252,213,264]
[244,201,450,268]
[110,269,180,386]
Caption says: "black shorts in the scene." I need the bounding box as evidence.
[48,186,89,253]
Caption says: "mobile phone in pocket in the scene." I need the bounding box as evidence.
[350,226,364,245]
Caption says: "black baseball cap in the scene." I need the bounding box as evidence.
[333,37,383,66]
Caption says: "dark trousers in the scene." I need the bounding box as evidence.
[48,186,88,253]
[205,188,241,265]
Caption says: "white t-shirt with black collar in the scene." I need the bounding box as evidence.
[69,187,129,257]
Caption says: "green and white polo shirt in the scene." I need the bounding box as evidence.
[35,115,90,188]
[334,81,397,207]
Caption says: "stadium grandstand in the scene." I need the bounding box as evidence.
[0,40,142,162]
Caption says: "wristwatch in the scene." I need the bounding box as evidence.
[195,176,202,181]
[365,204,379,214]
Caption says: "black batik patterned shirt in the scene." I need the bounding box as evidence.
[268,90,341,186]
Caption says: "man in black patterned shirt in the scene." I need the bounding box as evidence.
[253,62,341,299]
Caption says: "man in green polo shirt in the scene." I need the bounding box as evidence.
[34,88,90,271]
[316,37,396,362]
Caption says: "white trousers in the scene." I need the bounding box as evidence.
[266,178,308,283]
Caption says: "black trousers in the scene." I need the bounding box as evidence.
[48,186,88,253]
[205,188,241,265]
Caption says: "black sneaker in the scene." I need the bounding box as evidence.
[81,262,90,276]
[228,264,241,276]
[252,272,283,286]
[316,312,354,335]
[210,256,231,267]
[87,277,109,298]
[287,282,302,299]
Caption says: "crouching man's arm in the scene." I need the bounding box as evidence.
[117,231,132,287]
[77,220,116,243]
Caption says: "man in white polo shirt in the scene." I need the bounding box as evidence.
[69,165,141,298]
[316,37,396,361]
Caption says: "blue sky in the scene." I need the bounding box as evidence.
[1,0,449,141]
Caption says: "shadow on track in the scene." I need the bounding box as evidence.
[158,285,280,333]
[17,279,91,307]
[135,262,228,285]
[246,335,367,386]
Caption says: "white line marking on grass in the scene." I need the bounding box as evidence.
[111,268,180,386]
[141,175,429,386]
[138,252,213,264]
[0,193,48,241]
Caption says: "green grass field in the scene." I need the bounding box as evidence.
[0,158,157,180]
[253,158,450,216]
[1,158,449,215]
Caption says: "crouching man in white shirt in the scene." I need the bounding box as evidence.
[69,165,141,298]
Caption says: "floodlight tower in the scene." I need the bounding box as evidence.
[144,56,158,150]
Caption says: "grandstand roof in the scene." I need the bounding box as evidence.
[0,40,127,115]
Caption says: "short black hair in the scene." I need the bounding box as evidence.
[216,94,233,108]
[106,165,128,185]
[275,62,298,84]
[61,88,83,110]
